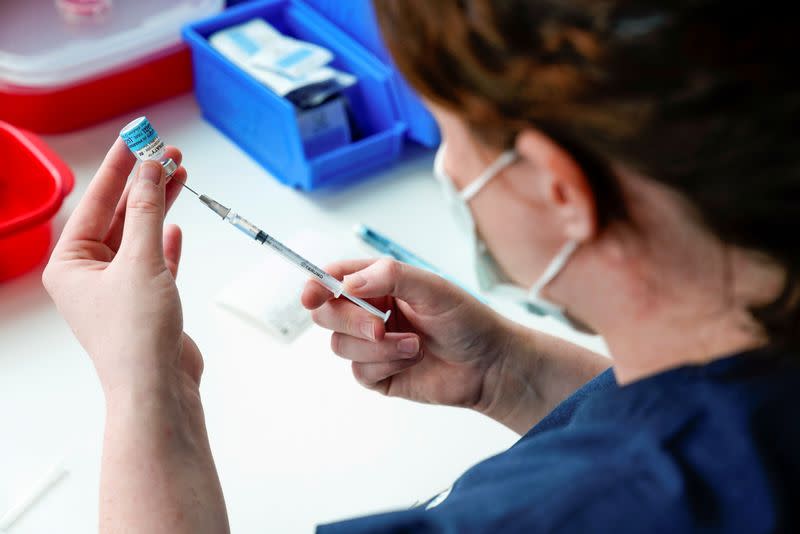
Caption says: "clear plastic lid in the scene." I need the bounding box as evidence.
[0,0,223,89]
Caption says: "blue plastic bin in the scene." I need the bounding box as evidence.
[222,0,439,149]
[184,0,426,190]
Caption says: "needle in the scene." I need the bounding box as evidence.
[175,179,199,197]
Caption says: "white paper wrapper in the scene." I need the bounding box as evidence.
[215,230,361,343]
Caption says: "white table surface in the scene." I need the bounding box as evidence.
[0,94,607,533]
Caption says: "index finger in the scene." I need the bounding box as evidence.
[58,138,135,245]
[301,258,377,310]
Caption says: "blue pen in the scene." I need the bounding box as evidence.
[354,224,487,303]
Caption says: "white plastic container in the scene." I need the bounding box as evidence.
[0,0,224,133]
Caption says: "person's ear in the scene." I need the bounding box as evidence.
[514,129,598,241]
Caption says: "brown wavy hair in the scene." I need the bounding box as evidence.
[374,0,800,347]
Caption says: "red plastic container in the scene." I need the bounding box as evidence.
[0,47,193,135]
[0,121,74,281]
[0,1,223,134]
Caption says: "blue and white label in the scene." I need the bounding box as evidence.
[120,116,166,161]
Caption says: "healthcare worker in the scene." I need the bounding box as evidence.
[43,0,799,532]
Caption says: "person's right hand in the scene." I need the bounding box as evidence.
[301,258,513,409]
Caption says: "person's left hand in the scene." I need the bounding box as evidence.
[43,140,230,534]
[42,139,202,400]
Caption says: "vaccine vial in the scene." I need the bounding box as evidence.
[120,117,178,178]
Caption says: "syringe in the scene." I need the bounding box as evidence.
[179,183,390,323]
[116,119,388,320]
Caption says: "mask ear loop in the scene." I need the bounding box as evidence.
[433,143,449,182]
[461,150,518,201]
[527,240,580,311]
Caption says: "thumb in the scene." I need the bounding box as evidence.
[342,258,463,313]
[119,161,166,260]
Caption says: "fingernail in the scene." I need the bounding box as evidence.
[360,321,376,341]
[344,273,367,289]
[139,161,163,185]
[397,337,419,355]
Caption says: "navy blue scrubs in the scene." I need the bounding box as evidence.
[319,348,800,533]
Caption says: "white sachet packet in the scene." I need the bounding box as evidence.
[215,229,362,343]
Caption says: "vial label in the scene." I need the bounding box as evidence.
[120,117,166,161]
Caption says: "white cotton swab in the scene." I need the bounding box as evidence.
[0,462,69,531]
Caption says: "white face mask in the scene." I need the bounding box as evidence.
[433,143,581,324]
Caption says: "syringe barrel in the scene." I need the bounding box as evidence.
[259,232,343,297]
[225,211,260,239]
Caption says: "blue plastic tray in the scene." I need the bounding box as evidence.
[184,0,408,190]
[226,0,439,148]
